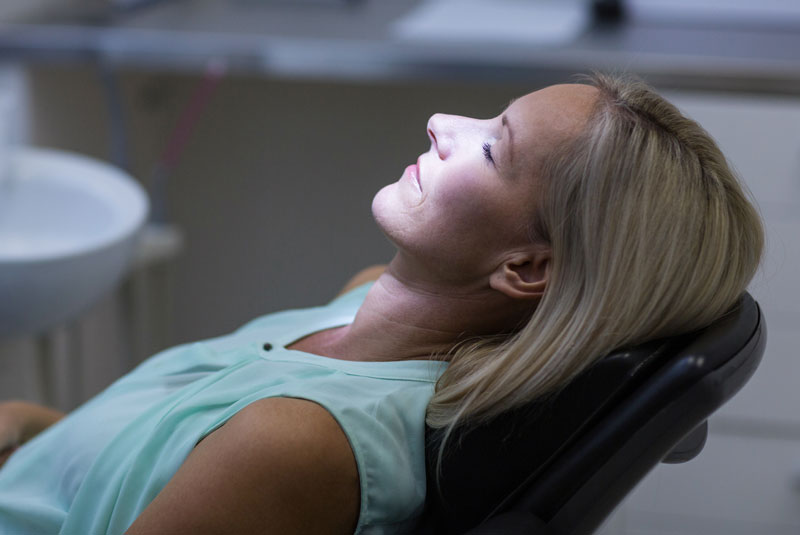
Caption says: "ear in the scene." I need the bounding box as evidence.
[489,250,550,301]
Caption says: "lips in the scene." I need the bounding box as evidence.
[402,158,422,194]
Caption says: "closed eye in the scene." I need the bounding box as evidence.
[482,141,494,164]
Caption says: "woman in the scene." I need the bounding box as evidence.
[0,73,763,534]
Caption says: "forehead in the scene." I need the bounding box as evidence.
[506,83,599,169]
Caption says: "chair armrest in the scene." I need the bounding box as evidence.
[662,421,707,464]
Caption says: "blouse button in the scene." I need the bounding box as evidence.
[262,343,273,351]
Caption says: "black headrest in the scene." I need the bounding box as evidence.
[422,293,762,534]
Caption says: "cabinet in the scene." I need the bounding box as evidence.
[607,433,800,534]
[599,91,800,533]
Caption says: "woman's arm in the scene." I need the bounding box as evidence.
[0,401,65,467]
[126,397,360,535]
[338,264,386,296]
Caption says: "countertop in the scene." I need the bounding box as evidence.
[1,0,800,93]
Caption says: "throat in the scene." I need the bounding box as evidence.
[286,325,350,359]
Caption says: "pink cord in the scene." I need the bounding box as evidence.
[159,59,227,171]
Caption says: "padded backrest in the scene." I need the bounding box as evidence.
[421,293,765,534]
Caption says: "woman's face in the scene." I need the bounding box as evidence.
[372,83,597,284]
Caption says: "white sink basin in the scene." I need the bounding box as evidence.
[0,147,149,338]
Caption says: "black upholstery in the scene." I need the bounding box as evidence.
[415,292,765,535]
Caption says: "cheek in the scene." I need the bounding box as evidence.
[435,167,480,204]
[434,184,531,254]
[434,178,496,231]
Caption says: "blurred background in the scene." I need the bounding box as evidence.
[0,1,799,533]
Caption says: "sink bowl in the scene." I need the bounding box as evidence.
[0,147,149,338]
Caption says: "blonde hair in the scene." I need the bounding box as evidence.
[426,73,764,434]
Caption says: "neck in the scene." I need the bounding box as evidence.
[314,260,531,362]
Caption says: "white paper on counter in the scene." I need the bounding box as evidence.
[391,0,589,46]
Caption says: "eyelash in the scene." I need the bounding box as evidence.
[482,141,494,164]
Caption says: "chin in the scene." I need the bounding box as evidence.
[371,184,393,231]
[371,185,410,250]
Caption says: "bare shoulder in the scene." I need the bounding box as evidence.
[127,397,360,535]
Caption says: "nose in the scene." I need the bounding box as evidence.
[427,113,452,160]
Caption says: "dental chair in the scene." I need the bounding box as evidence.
[416,292,765,534]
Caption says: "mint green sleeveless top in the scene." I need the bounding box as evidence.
[0,284,447,534]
